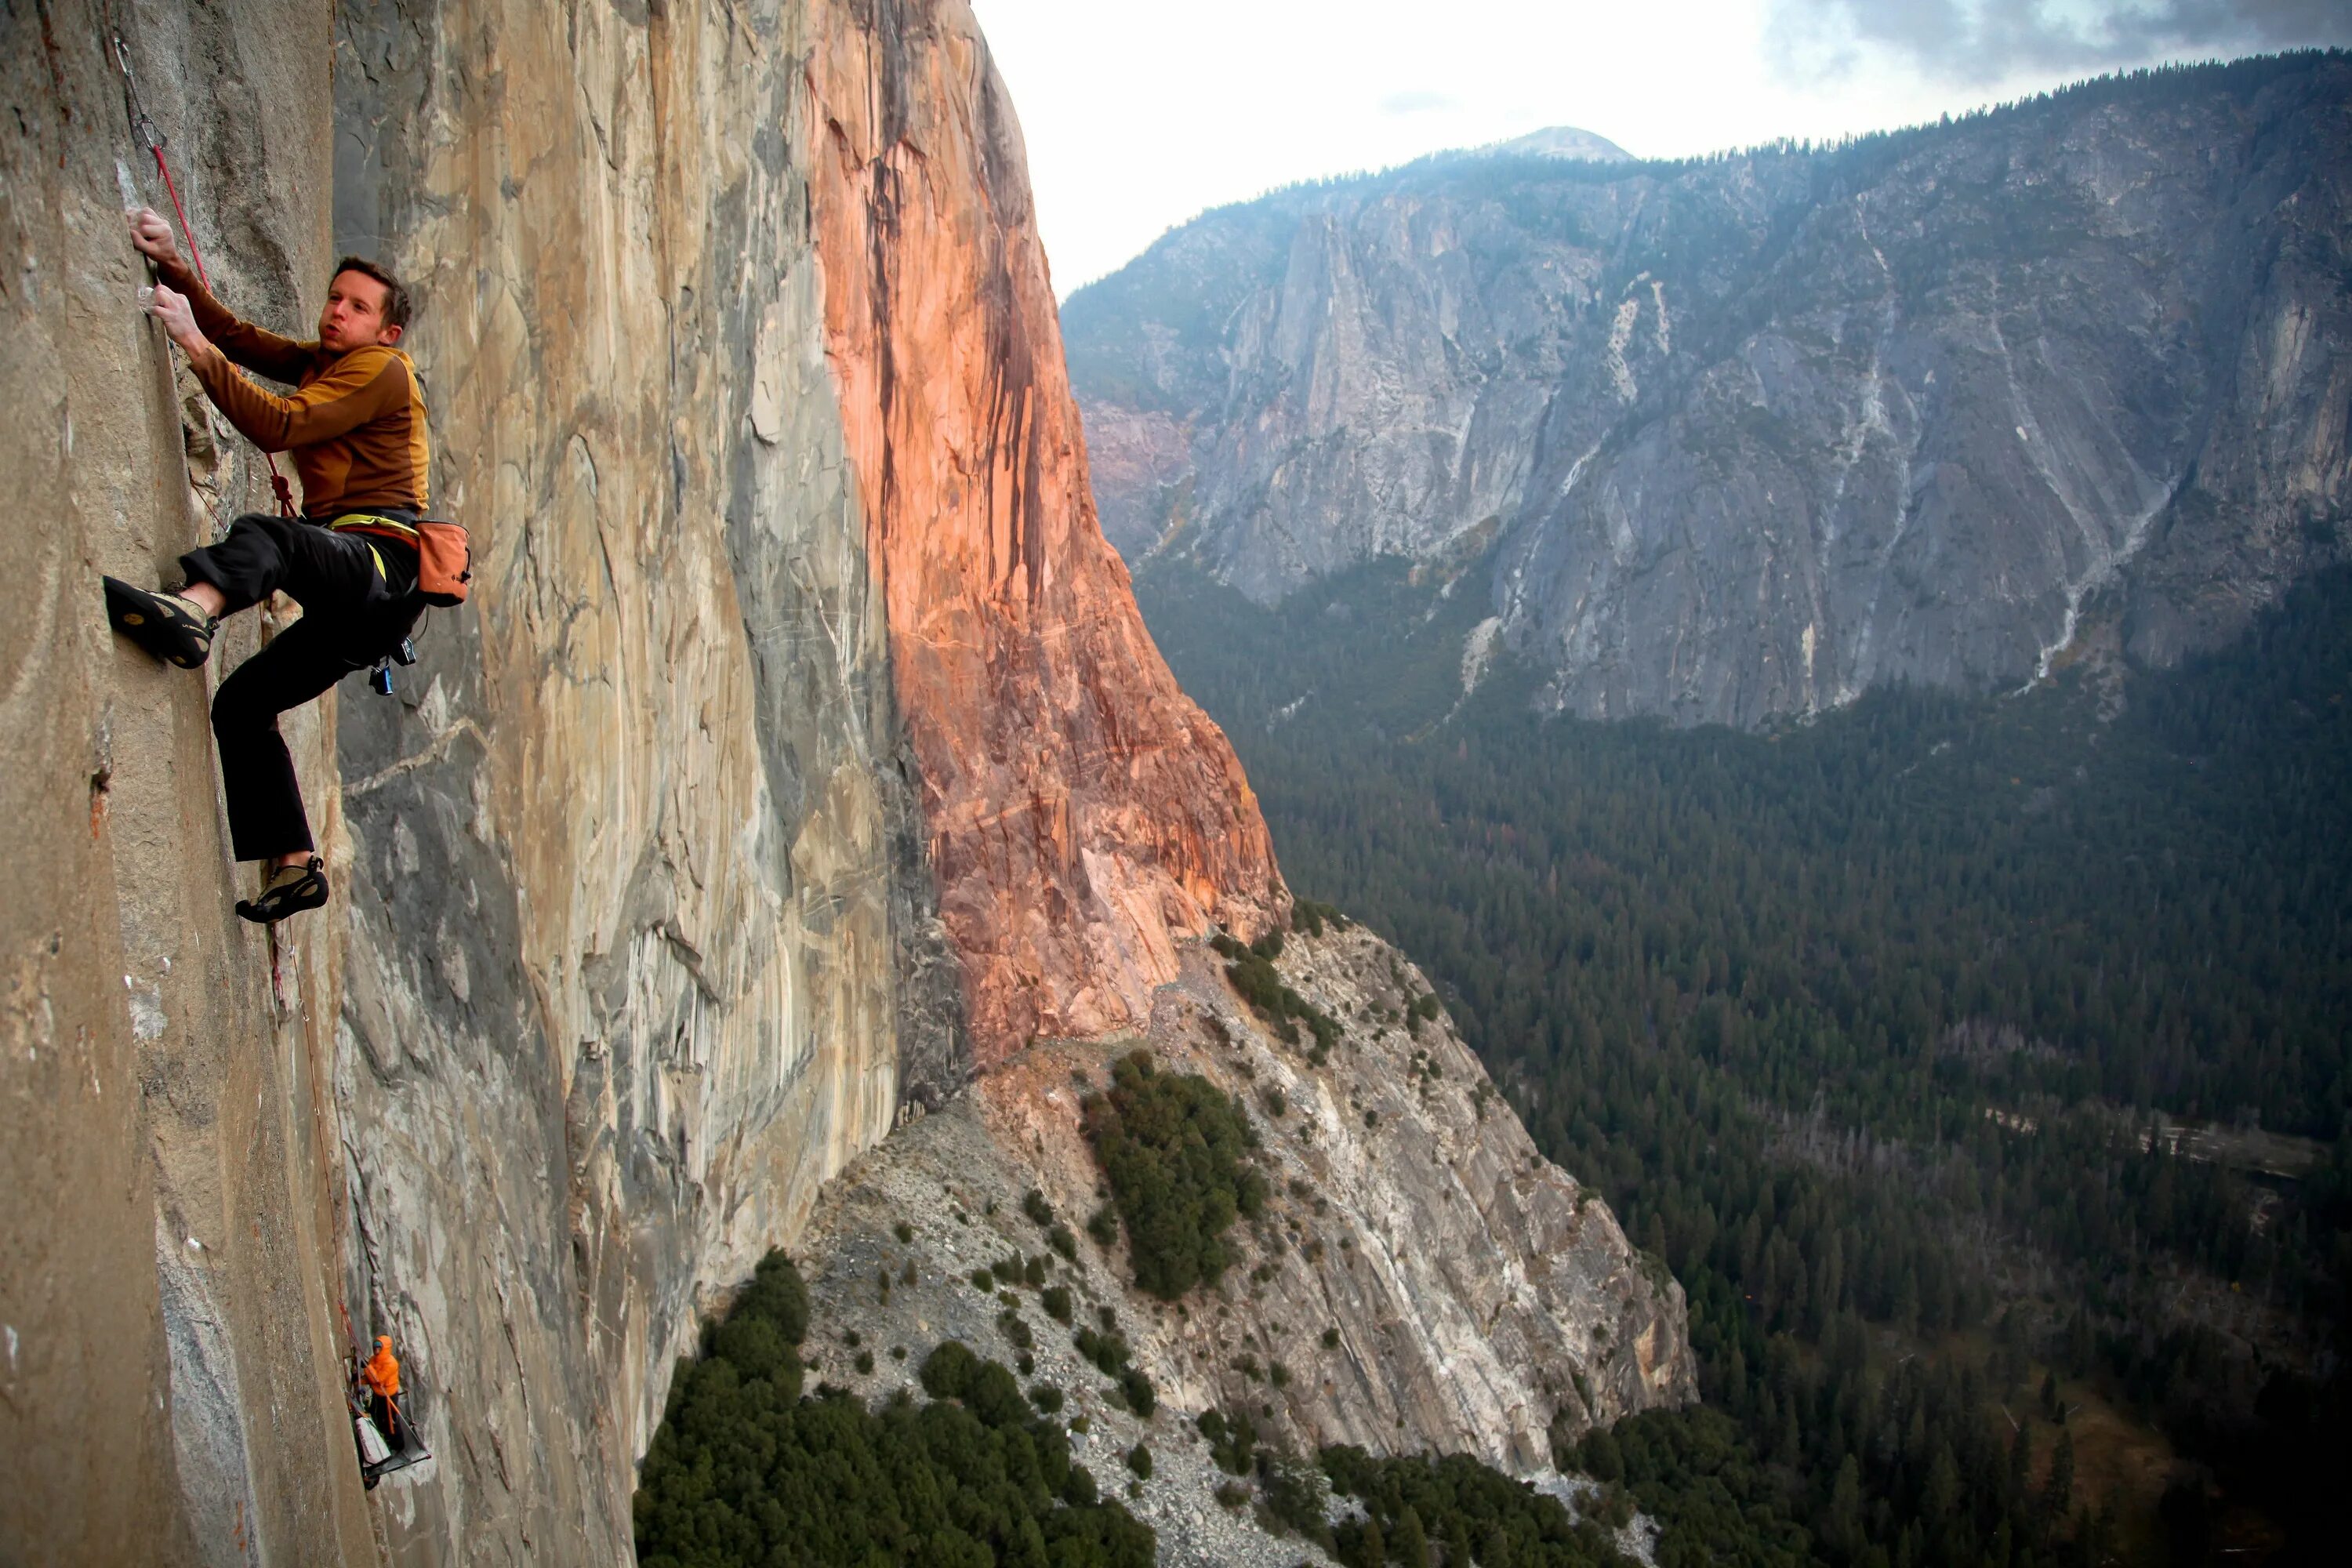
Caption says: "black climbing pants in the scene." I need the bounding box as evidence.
[179,514,422,862]
[370,1392,404,1450]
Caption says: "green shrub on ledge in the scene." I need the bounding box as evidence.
[1209,933,1344,1055]
[1082,1050,1267,1298]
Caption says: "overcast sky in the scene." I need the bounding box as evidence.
[972,0,2351,294]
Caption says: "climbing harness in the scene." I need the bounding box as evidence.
[323,510,465,699]
[328,513,474,606]
[107,26,296,520]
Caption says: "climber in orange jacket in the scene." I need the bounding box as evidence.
[361,1336,404,1449]
[103,207,434,924]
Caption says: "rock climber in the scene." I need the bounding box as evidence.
[359,1335,405,1450]
[104,208,431,924]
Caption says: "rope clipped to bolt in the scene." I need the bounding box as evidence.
[108,30,298,520]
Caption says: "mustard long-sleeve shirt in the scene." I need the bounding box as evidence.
[157,257,430,519]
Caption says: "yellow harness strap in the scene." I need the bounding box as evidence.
[328,512,421,539]
[326,514,416,581]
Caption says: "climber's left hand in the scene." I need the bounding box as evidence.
[126,206,181,268]
[146,282,206,354]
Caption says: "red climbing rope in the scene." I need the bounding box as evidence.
[110,32,298,519]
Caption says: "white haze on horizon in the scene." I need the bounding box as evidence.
[973,0,2350,296]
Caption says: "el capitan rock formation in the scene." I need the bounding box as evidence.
[2,0,1298,1560]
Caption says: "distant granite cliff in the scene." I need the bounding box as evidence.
[1068,56,2352,727]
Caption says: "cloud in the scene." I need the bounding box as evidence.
[1767,0,2352,87]
[1378,89,1462,114]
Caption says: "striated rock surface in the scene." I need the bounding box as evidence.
[801,0,1287,1063]
[789,923,1694,1563]
[1067,56,2352,727]
[327,0,1278,1557]
[330,0,943,1555]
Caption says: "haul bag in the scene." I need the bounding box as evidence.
[354,1414,392,1467]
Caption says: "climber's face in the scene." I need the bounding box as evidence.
[319,270,403,352]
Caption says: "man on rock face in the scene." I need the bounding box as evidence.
[105,209,434,924]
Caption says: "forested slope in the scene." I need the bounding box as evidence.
[1134,550,2352,1564]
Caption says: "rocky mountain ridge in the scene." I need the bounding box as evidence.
[1067,55,2352,727]
[788,922,1692,1563]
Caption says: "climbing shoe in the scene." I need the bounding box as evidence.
[103,577,216,670]
[235,857,329,924]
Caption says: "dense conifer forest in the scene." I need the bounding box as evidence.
[633,1255,1156,1566]
[1135,554,2352,1566]
[631,561,2350,1565]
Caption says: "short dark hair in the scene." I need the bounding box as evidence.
[332,256,412,332]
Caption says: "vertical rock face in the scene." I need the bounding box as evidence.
[10,3,1680,1563]
[2,4,381,1563]
[328,1,1283,1545]
[1065,57,2352,727]
[332,0,937,1553]
[8,0,1285,1562]
[800,0,1287,1064]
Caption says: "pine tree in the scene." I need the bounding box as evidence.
[2047,1428,2074,1518]
[1394,1504,1430,1568]
[1924,1443,1962,1523]
[1828,1454,1864,1558]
